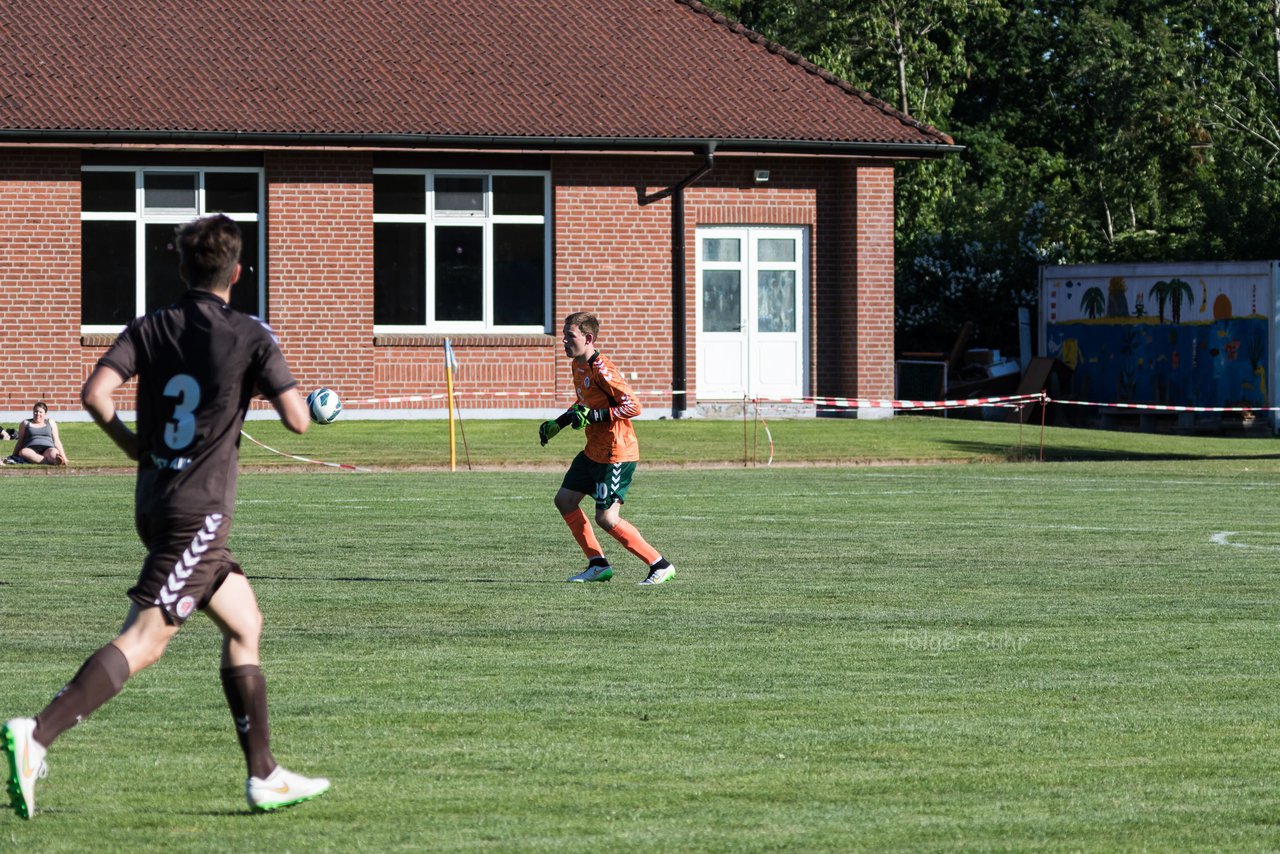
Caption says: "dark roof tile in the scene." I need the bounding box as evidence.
[0,0,953,150]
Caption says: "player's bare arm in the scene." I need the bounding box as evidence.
[82,364,140,461]
[269,386,310,435]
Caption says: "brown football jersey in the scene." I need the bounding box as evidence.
[97,290,297,517]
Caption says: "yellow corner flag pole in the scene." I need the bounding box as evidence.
[445,338,458,471]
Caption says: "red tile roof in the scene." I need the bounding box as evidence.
[0,0,954,153]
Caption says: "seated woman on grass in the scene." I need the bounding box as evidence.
[4,401,68,465]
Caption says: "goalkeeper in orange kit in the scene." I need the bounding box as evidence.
[539,311,676,585]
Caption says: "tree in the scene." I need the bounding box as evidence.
[1080,286,1107,319]
[1149,280,1171,323]
[1196,0,1280,170]
[698,1,1280,355]
[1184,0,1280,258]
[1167,277,1195,323]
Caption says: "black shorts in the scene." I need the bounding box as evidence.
[128,512,243,625]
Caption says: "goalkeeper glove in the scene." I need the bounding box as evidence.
[569,404,612,429]
[539,406,594,446]
[538,419,562,446]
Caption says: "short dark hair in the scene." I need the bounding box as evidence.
[563,311,599,338]
[33,401,48,414]
[176,214,242,289]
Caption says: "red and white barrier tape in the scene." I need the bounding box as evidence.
[240,430,371,472]
[754,392,1276,415]
[1045,397,1272,413]
[342,389,686,406]
[762,393,1046,410]
[303,388,1275,416]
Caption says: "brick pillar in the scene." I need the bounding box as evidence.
[852,165,895,412]
[264,152,374,397]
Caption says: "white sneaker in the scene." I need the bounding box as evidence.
[3,718,48,820]
[246,765,330,812]
[567,563,613,583]
[640,565,676,586]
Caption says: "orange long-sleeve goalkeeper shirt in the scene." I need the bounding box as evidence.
[572,350,641,464]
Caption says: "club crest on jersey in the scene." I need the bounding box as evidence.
[176,596,197,619]
[583,377,591,388]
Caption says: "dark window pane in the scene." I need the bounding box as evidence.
[434,226,482,321]
[374,223,426,324]
[144,223,187,312]
[82,171,135,213]
[434,176,484,214]
[82,221,136,325]
[374,174,425,215]
[206,172,259,214]
[144,173,197,210]
[493,175,545,216]
[493,224,545,326]
[230,222,261,317]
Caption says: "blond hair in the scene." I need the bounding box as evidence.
[563,311,599,338]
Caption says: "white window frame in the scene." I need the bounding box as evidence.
[80,165,265,334]
[373,169,552,334]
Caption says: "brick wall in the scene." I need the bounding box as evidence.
[265,152,376,401]
[553,155,682,410]
[0,149,900,417]
[553,154,898,407]
[0,151,82,412]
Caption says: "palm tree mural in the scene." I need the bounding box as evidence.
[1168,278,1195,324]
[1249,332,1267,406]
[1080,286,1106,319]
[1149,280,1170,323]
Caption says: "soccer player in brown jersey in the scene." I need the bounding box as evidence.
[539,311,676,585]
[2,214,329,819]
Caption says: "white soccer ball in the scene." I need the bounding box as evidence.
[307,387,343,425]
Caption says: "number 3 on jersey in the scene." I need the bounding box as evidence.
[163,374,201,450]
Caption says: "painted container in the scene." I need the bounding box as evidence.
[1039,261,1280,430]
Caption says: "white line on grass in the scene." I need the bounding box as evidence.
[1209,531,1280,551]
[857,472,1280,489]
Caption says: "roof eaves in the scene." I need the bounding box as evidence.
[0,129,964,157]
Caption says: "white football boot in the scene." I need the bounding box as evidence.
[3,718,48,819]
[639,565,676,586]
[567,562,613,583]
[246,765,330,812]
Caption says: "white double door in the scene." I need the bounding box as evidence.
[696,226,807,400]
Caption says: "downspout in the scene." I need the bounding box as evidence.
[638,143,716,418]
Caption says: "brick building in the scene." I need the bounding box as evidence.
[0,0,956,420]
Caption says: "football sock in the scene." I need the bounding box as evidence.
[562,508,606,560]
[34,643,131,747]
[650,557,672,570]
[604,519,662,566]
[220,664,277,780]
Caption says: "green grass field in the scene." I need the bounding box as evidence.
[3,418,1280,850]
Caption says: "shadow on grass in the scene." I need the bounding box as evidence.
[254,575,521,584]
[941,439,1280,463]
